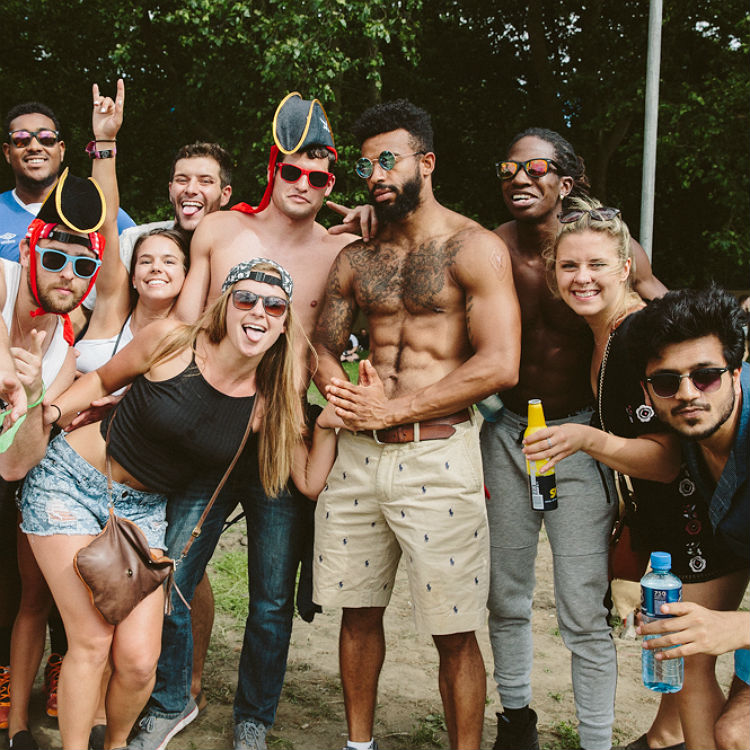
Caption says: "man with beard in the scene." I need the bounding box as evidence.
[1,102,133,262]
[629,287,749,750]
[311,99,521,750]
[0,170,105,746]
[130,93,357,750]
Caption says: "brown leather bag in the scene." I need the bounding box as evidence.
[74,508,175,625]
[74,399,256,626]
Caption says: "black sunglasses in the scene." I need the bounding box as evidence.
[645,367,729,398]
[496,158,560,181]
[559,207,621,223]
[231,290,288,317]
[39,248,101,279]
[355,150,425,179]
[277,163,332,189]
[8,129,60,148]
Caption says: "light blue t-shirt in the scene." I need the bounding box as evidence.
[0,189,135,261]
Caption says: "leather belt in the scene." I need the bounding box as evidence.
[372,409,472,444]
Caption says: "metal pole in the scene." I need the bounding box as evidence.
[640,0,663,261]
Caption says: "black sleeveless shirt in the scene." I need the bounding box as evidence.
[100,358,256,494]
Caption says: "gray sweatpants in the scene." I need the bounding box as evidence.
[480,407,618,750]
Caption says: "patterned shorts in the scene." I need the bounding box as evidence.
[313,418,489,635]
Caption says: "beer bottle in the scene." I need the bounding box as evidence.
[525,399,558,511]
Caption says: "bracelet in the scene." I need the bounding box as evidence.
[27,384,46,409]
[49,404,62,425]
[85,141,116,159]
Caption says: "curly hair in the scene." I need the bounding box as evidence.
[507,127,590,204]
[627,286,746,377]
[5,102,60,136]
[352,99,433,153]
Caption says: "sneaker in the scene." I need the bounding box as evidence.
[233,720,267,750]
[344,742,379,750]
[494,708,539,750]
[89,723,107,750]
[9,730,39,750]
[127,699,198,750]
[44,652,63,717]
[0,665,9,730]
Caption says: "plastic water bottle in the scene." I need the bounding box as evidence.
[641,551,684,692]
[524,399,557,511]
[476,393,503,423]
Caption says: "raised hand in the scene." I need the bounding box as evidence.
[92,78,125,142]
[326,201,378,242]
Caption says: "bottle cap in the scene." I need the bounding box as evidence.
[527,398,546,429]
[650,551,672,571]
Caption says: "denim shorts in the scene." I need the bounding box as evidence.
[20,433,168,550]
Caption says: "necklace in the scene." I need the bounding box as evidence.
[597,330,614,432]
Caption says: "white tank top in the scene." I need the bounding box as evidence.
[1,259,69,388]
[75,316,134,374]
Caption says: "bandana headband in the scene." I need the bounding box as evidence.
[221,258,293,300]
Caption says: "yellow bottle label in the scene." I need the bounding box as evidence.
[525,399,558,510]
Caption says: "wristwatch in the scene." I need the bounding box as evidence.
[85,140,116,159]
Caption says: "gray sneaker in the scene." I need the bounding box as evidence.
[233,720,267,750]
[344,742,379,750]
[127,699,198,750]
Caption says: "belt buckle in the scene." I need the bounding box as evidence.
[372,429,384,445]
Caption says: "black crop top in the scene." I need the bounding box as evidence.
[100,358,256,494]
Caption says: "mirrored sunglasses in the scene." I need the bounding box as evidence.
[496,158,560,181]
[231,290,288,317]
[559,207,621,223]
[645,367,729,398]
[39,248,101,279]
[277,163,332,189]
[8,129,60,148]
[355,150,425,179]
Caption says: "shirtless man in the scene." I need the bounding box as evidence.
[479,128,666,750]
[130,93,356,750]
[312,99,521,750]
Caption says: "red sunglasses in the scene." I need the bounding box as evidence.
[277,163,332,189]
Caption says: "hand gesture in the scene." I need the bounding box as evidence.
[522,423,588,473]
[65,391,125,432]
[92,78,125,141]
[326,201,378,242]
[325,359,389,431]
[10,329,46,404]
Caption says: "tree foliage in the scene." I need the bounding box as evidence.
[0,0,747,287]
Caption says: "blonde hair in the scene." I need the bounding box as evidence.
[148,264,303,497]
[543,195,641,327]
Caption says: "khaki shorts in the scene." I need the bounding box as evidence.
[313,418,489,635]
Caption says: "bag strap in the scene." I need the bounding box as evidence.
[177,396,257,561]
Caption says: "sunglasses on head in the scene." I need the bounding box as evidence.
[8,129,60,148]
[277,163,332,189]
[355,150,425,179]
[231,290,288,317]
[496,158,560,181]
[559,207,621,223]
[39,248,101,279]
[645,367,729,398]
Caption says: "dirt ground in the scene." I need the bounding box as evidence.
[10,523,744,750]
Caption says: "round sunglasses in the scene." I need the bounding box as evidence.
[8,129,60,148]
[355,150,425,179]
[277,163,332,189]
[496,158,560,181]
[645,367,729,398]
[231,290,288,317]
[39,248,101,279]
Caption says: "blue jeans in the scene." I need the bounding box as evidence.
[148,458,309,728]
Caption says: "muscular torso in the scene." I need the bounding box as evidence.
[495,221,594,418]
[343,219,479,398]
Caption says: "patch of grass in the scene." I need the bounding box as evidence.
[211,548,249,623]
[548,691,563,702]
[307,360,359,406]
[267,736,294,749]
[549,626,561,637]
[408,712,447,748]
[543,720,581,749]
